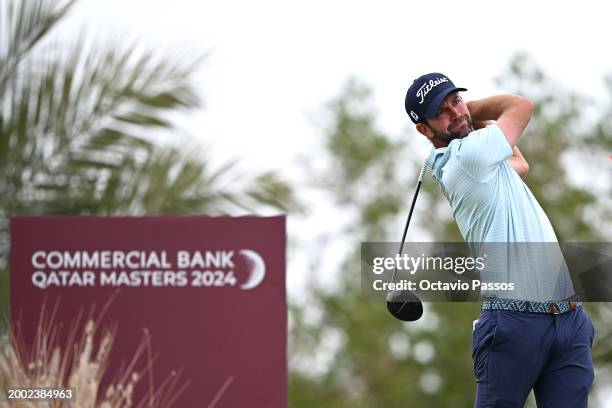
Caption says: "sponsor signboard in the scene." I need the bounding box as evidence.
[10,216,286,407]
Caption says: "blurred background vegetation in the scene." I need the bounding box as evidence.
[0,0,301,331]
[1,0,611,407]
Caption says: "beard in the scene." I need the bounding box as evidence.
[430,114,475,145]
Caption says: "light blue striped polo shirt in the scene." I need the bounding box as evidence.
[426,124,575,301]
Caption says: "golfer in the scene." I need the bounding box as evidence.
[405,73,595,407]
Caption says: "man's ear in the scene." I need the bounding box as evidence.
[416,122,434,140]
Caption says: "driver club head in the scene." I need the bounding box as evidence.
[386,289,423,321]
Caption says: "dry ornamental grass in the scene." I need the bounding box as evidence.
[0,301,188,408]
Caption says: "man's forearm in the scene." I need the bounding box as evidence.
[466,94,534,147]
[467,94,532,122]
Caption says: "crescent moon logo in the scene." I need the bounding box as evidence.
[239,249,266,290]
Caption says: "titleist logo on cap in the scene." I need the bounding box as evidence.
[416,77,449,104]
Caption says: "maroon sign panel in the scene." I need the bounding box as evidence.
[11,216,286,407]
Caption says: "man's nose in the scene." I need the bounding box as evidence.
[449,106,461,118]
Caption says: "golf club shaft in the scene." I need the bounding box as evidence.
[391,160,428,282]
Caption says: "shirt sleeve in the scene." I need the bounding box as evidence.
[456,124,513,182]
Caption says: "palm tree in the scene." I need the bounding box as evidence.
[0,0,302,327]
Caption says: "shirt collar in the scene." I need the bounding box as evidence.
[426,145,451,181]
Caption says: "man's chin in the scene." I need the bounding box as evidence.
[450,125,474,140]
[433,125,474,146]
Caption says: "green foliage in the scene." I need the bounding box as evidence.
[320,79,407,240]
[325,79,397,189]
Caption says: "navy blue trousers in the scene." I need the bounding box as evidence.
[472,307,595,407]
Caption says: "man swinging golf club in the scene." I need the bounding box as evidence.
[404,73,595,407]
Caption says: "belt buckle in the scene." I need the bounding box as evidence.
[551,302,560,315]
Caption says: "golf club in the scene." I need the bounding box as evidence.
[386,160,427,321]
